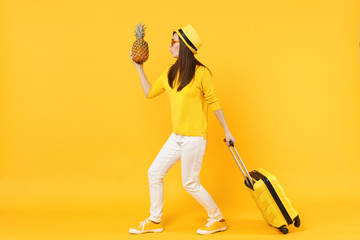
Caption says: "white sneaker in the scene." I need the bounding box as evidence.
[196,219,228,235]
[129,218,163,234]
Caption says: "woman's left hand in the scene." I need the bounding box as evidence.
[225,131,235,147]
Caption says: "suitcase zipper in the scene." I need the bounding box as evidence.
[250,170,293,225]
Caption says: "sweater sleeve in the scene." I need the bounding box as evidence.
[201,68,221,111]
[148,69,167,98]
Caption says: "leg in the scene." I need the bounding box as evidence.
[180,136,223,221]
[148,133,181,222]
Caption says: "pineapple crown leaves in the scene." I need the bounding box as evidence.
[134,22,146,39]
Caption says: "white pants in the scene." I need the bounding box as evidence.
[148,132,223,222]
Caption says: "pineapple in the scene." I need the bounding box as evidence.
[131,22,149,64]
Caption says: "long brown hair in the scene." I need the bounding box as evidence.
[168,33,209,91]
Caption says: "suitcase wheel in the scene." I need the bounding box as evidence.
[294,215,301,227]
[278,226,289,234]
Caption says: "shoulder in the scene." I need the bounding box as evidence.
[195,65,212,79]
[162,66,172,75]
[196,65,208,72]
[158,66,172,80]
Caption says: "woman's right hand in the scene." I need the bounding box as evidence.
[130,50,143,71]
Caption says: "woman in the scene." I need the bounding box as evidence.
[129,24,235,235]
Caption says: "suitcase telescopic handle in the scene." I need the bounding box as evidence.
[224,139,254,187]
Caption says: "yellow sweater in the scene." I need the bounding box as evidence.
[148,66,221,138]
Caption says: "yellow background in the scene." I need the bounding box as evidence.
[1,0,360,239]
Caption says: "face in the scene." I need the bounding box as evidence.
[170,33,180,58]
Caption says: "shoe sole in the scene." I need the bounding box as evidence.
[197,226,228,235]
[129,228,163,234]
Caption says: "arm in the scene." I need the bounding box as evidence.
[200,68,235,146]
[136,65,151,98]
[130,51,151,98]
[213,109,235,146]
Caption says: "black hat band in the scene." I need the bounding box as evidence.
[178,29,198,52]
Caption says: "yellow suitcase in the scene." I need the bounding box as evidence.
[226,141,300,234]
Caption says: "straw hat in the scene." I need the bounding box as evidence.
[175,24,203,54]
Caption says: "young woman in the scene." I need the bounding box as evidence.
[129,24,235,235]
